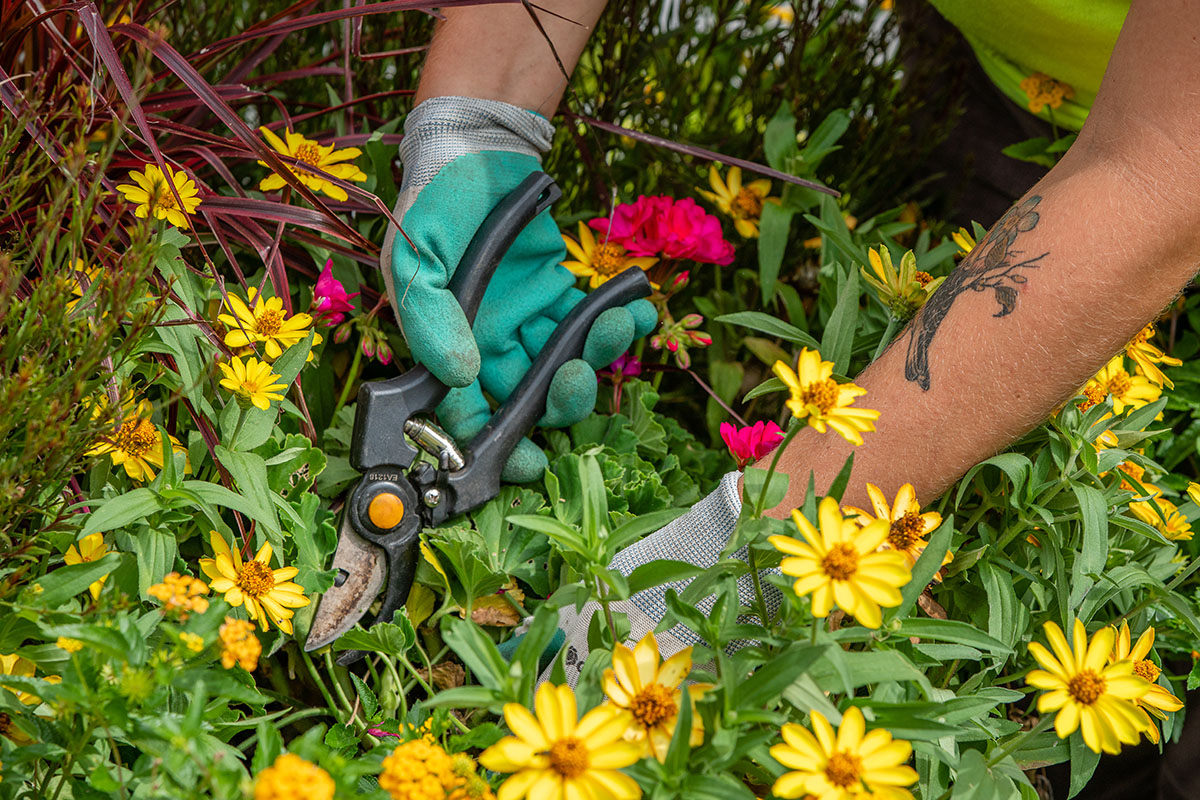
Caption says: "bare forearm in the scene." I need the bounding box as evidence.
[414,1,607,116]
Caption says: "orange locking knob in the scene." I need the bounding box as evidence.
[367,492,405,530]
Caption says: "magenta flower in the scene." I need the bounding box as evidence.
[720,420,785,469]
[367,727,401,739]
[589,196,734,265]
[311,258,358,326]
[600,352,643,381]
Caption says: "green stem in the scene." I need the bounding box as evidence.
[746,545,773,635]
[596,574,619,646]
[382,656,408,724]
[871,316,901,362]
[810,614,820,646]
[987,714,1053,767]
[299,649,343,720]
[332,343,364,419]
[230,405,250,450]
[323,651,357,716]
[755,424,802,517]
[651,349,668,392]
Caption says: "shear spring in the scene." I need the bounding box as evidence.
[403,418,465,471]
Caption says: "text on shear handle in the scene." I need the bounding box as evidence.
[367,472,401,482]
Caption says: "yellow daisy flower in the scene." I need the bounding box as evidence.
[1109,622,1184,745]
[1129,496,1192,541]
[63,532,110,600]
[562,223,658,289]
[1125,324,1181,389]
[602,633,710,762]
[769,706,918,800]
[86,399,187,482]
[950,227,976,256]
[1086,356,1159,415]
[860,247,944,322]
[199,531,310,634]
[844,483,952,581]
[218,356,288,411]
[254,753,335,800]
[1025,619,1150,754]
[115,163,202,229]
[217,287,320,360]
[0,654,59,706]
[772,350,880,446]
[258,127,366,202]
[1187,481,1200,507]
[698,165,778,238]
[478,683,642,800]
[769,497,911,629]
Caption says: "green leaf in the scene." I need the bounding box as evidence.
[743,376,786,401]
[333,612,416,660]
[215,446,281,538]
[350,673,381,720]
[178,480,282,537]
[758,203,795,304]
[252,722,284,774]
[715,311,820,349]
[424,685,503,709]
[1067,731,1101,798]
[763,102,799,170]
[895,619,1012,655]
[739,643,824,707]
[743,466,790,514]
[134,528,177,601]
[448,722,506,752]
[819,264,859,374]
[81,488,163,536]
[1001,137,1056,168]
[34,553,122,607]
[609,508,688,554]
[800,109,851,170]
[441,616,511,695]
[324,723,358,750]
[625,559,707,596]
[1072,484,1109,580]
[40,622,136,662]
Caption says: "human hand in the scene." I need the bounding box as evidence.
[381,97,657,482]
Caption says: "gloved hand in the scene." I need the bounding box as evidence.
[540,472,783,688]
[381,96,658,482]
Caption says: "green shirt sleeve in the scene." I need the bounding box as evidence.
[927,0,1129,130]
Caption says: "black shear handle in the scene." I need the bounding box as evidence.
[443,266,653,518]
[352,173,562,472]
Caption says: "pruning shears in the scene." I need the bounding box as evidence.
[305,173,652,664]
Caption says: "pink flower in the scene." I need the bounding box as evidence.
[720,420,785,469]
[367,727,401,739]
[589,196,734,265]
[312,259,358,326]
[599,352,642,381]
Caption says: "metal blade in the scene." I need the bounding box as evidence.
[304,508,387,651]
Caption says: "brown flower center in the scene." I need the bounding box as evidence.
[1067,670,1106,705]
[1106,370,1132,398]
[824,751,862,789]
[822,543,859,581]
[255,308,285,336]
[888,512,926,552]
[1079,384,1107,412]
[116,417,158,458]
[913,270,933,287]
[630,683,678,729]
[732,188,763,220]
[547,737,588,779]
[800,379,839,414]
[592,242,628,277]
[1134,659,1161,683]
[293,143,322,170]
[237,560,275,598]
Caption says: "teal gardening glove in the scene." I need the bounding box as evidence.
[382,97,657,482]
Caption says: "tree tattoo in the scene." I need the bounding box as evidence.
[904,195,1049,390]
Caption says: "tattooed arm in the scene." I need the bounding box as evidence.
[768,0,1200,513]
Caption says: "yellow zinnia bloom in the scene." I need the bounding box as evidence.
[562,223,658,289]
[860,247,943,322]
[258,127,366,202]
[63,532,110,600]
[199,531,310,634]
[770,706,918,800]
[1086,356,1159,415]
[698,165,778,238]
[0,654,59,706]
[1129,496,1192,541]
[844,483,952,581]
[950,228,976,257]
[115,163,202,229]
[1187,481,1200,507]
[1125,324,1181,389]
[770,497,911,629]
[86,399,188,482]
[218,356,288,411]
[772,350,880,446]
[602,633,710,762]
[218,287,321,360]
[479,683,642,800]
[1109,622,1183,745]
[1026,619,1150,754]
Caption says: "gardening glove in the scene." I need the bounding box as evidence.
[539,472,784,688]
[381,96,658,483]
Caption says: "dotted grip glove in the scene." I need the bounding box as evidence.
[381,97,657,483]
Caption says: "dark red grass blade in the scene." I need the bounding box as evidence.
[566,113,841,196]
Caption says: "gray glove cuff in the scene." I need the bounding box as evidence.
[398,96,555,195]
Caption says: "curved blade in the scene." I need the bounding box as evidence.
[304,509,386,651]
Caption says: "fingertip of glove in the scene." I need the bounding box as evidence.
[582,307,635,369]
[501,438,548,484]
[540,359,598,428]
[417,343,480,388]
[628,298,659,339]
